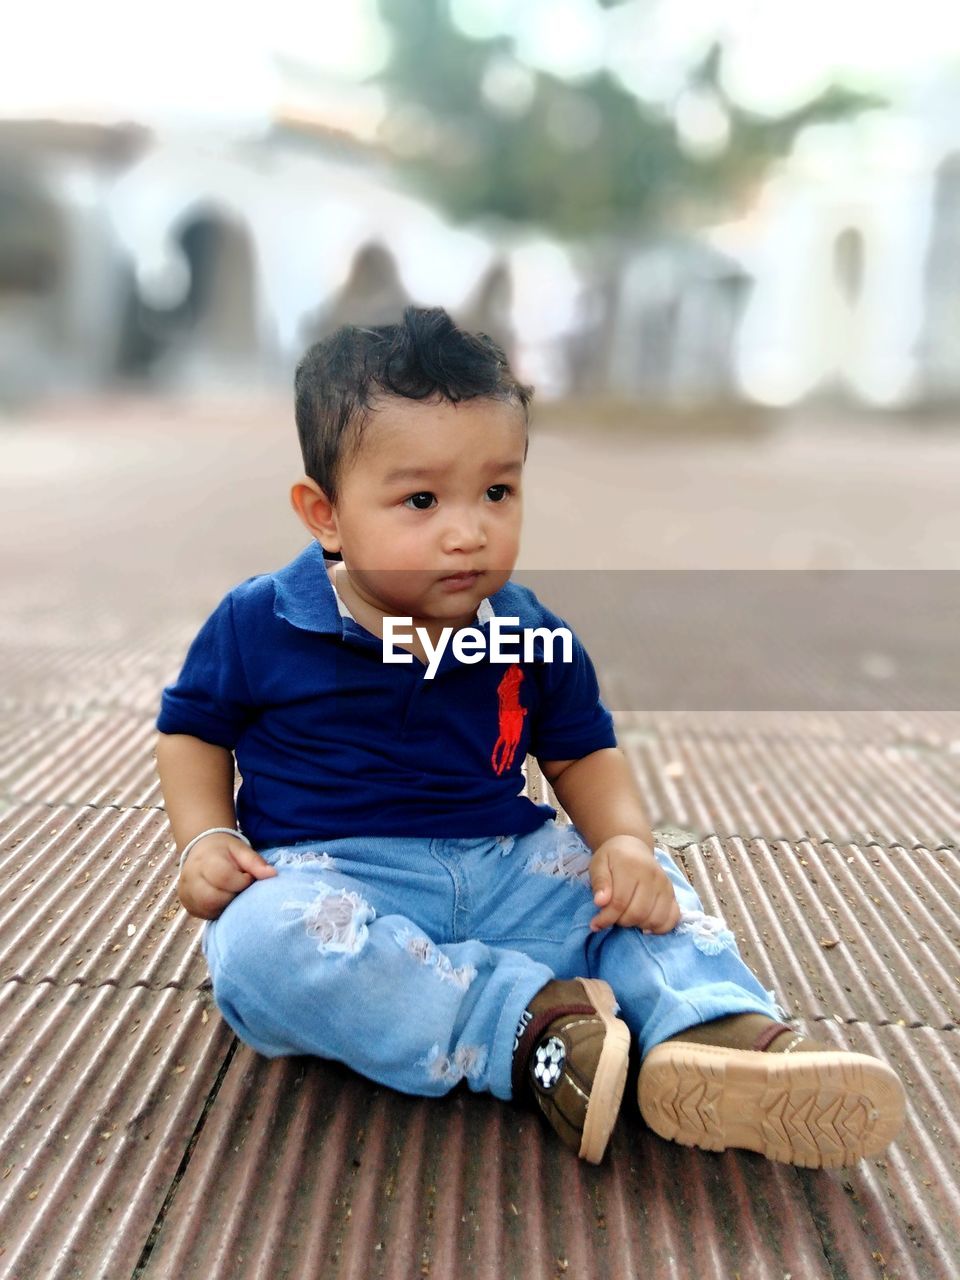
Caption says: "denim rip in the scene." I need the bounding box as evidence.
[419,1042,489,1084]
[271,848,336,870]
[281,881,375,955]
[393,926,477,991]
[525,825,593,886]
[675,909,736,956]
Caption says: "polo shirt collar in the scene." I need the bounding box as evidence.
[272,541,342,634]
[272,540,539,635]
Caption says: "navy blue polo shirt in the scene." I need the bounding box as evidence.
[156,541,616,849]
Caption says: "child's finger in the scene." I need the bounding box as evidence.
[590,880,632,930]
[231,845,278,879]
[590,850,613,906]
[180,862,244,917]
[643,890,681,934]
[202,859,255,895]
[617,883,657,931]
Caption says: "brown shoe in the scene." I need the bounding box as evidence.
[512,977,630,1164]
[638,1017,906,1169]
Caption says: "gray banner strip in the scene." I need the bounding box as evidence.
[511,570,960,711]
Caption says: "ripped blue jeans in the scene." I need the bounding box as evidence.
[202,819,781,1100]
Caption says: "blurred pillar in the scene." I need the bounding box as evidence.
[124,209,262,390]
[918,153,960,404]
[0,170,68,399]
[299,241,412,345]
[455,258,515,364]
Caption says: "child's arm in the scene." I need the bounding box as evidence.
[540,747,680,936]
[156,732,276,920]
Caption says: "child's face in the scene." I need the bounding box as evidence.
[327,394,526,627]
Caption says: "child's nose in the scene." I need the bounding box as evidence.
[440,509,487,553]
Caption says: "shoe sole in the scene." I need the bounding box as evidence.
[638,1042,905,1168]
[574,978,631,1164]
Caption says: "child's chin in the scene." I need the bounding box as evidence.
[416,592,486,621]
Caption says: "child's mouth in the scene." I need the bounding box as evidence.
[438,571,481,592]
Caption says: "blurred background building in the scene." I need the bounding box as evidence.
[1,0,959,413]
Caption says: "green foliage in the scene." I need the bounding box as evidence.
[374,0,885,238]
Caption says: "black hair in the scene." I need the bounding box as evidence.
[294,305,534,504]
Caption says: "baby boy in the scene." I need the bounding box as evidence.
[156,306,904,1166]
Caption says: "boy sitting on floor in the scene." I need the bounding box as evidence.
[156,306,904,1166]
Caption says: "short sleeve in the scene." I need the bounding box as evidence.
[527,621,617,762]
[156,595,254,748]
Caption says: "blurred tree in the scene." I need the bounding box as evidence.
[374,0,884,238]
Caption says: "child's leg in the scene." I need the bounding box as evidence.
[201,838,555,1100]
[585,845,904,1166]
[588,845,785,1047]
[478,823,783,1047]
[480,821,904,1167]
[202,835,632,1162]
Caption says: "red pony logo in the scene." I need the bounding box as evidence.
[491,664,526,775]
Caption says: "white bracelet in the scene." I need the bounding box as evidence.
[178,826,251,873]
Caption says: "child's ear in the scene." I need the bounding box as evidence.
[290,478,341,553]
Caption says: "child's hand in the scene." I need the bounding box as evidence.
[177,834,277,920]
[589,835,681,934]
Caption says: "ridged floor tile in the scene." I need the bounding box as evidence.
[0,980,232,1280]
[0,805,205,990]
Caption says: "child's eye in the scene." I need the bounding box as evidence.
[486,484,512,503]
[403,492,436,510]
